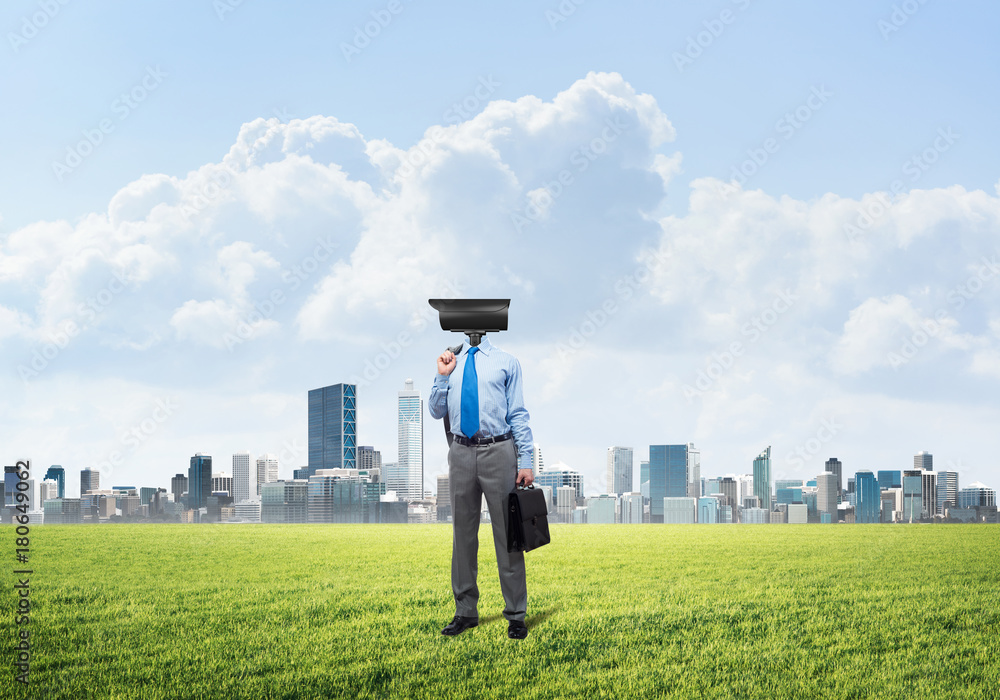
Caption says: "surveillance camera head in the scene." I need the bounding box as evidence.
[428,298,510,346]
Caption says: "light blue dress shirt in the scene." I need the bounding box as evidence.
[429,336,535,472]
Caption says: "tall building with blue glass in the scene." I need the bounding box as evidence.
[45,465,66,498]
[188,453,213,509]
[855,470,880,523]
[877,470,901,491]
[649,444,693,523]
[753,446,772,512]
[298,383,357,481]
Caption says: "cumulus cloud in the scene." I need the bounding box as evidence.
[2,70,1000,493]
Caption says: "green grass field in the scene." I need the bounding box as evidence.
[3,523,999,699]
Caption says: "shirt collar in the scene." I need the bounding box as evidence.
[464,335,494,357]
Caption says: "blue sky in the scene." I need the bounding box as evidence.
[2,0,999,499]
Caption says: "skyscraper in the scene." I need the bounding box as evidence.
[825,458,843,504]
[877,470,901,491]
[753,447,772,512]
[532,444,545,473]
[302,383,357,480]
[171,473,188,504]
[398,379,424,502]
[188,453,213,509]
[936,470,958,515]
[687,445,701,499]
[39,479,59,503]
[957,482,996,508]
[855,471,880,523]
[357,446,382,472]
[45,465,65,498]
[233,451,251,504]
[606,446,633,495]
[211,472,233,496]
[256,454,278,496]
[534,463,583,507]
[80,468,99,495]
[649,444,694,523]
[914,451,932,471]
[817,472,837,522]
[436,473,451,522]
[902,470,923,522]
[921,471,937,519]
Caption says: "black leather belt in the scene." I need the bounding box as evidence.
[451,431,513,446]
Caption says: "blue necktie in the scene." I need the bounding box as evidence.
[460,347,480,438]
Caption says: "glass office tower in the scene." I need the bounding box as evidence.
[301,383,357,480]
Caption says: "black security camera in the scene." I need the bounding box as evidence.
[428,298,509,347]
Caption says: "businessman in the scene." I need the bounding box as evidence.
[429,336,534,640]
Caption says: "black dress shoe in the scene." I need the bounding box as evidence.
[442,615,478,636]
[508,620,528,639]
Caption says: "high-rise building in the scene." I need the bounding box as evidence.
[914,451,933,471]
[824,458,843,504]
[902,470,923,522]
[233,451,252,504]
[817,472,838,522]
[80,468,99,495]
[256,454,278,496]
[535,463,583,508]
[556,485,576,523]
[45,465,65,499]
[649,444,698,523]
[855,471,880,523]
[260,480,309,523]
[300,382,357,480]
[382,462,406,500]
[663,497,696,524]
[308,469,383,523]
[39,479,59,504]
[698,496,719,524]
[398,379,424,502]
[211,472,233,496]
[606,447,633,495]
[188,453,213,509]
[436,474,451,522]
[936,471,959,515]
[171,473,188,505]
[621,492,643,523]
[787,503,808,524]
[877,470,901,491]
[532,444,545,473]
[358,446,382,472]
[753,447,772,512]
[957,482,996,508]
[921,471,937,519]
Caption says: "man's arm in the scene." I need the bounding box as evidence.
[505,357,534,473]
[429,349,457,420]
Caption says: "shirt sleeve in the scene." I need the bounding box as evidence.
[428,372,450,420]
[504,357,534,472]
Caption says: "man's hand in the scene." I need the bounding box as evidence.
[437,350,457,376]
[516,469,533,487]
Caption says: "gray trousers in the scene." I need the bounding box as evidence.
[448,437,527,622]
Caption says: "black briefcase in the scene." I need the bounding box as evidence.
[506,485,551,553]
